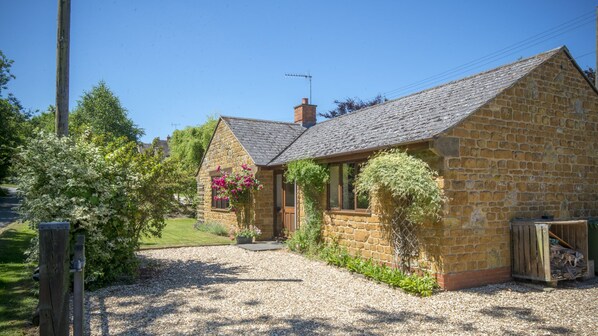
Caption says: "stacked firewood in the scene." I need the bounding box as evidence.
[550,239,586,280]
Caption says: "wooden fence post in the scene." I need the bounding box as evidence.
[39,222,70,336]
[73,234,85,336]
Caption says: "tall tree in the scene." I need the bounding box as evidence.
[0,51,29,181]
[167,117,217,215]
[30,106,56,133]
[168,117,217,171]
[70,81,144,142]
[318,94,387,119]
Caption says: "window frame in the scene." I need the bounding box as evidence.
[210,168,232,211]
[327,161,370,214]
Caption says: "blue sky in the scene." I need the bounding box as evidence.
[1,1,596,142]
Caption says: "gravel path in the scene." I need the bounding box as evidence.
[87,246,598,335]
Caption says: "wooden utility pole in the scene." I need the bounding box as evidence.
[55,0,71,136]
[39,222,70,336]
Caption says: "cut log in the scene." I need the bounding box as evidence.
[550,240,586,280]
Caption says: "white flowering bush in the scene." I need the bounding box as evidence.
[16,132,176,286]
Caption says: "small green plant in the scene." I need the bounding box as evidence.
[318,242,438,296]
[194,221,229,237]
[284,159,329,254]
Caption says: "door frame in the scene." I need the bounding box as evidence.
[273,170,296,237]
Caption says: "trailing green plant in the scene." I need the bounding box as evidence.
[194,221,229,236]
[15,132,177,287]
[355,149,444,272]
[319,242,438,296]
[284,159,329,254]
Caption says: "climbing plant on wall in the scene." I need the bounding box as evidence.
[211,164,263,230]
[284,159,329,253]
[355,149,444,272]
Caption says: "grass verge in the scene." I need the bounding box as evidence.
[0,222,37,336]
[140,218,232,249]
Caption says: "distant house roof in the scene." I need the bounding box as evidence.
[138,138,170,157]
[217,47,571,167]
[221,117,306,166]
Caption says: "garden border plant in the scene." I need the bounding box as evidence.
[319,241,438,296]
[284,159,329,254]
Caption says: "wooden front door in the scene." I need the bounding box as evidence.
[274,172,296,237]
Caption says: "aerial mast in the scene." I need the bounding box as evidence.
[285,73,313,102]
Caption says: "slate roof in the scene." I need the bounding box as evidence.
[221,117,305,165]
[266,47,564,165]
[219,47,564,167]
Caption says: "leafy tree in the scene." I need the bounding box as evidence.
[168,117,217,171]
[318,94,387,119]
[584,67,596,84]
[71,81,144,142]
[16,132,176,286]
[0,51,29,181]
[29,106,56,133]
[167,117,217,215]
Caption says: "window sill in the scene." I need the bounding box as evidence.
[211,208,231,213]
[326,210,371,216]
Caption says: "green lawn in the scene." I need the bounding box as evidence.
[0,222,37,336]
[140,218,232,249]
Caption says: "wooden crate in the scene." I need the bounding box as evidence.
[511,220,588,282]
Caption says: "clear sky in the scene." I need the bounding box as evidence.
[1,1,596,142]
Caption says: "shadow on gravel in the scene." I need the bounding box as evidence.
[86,255,305,335]
[479,305,572,335]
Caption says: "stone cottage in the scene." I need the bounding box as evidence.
[197,46,598,290]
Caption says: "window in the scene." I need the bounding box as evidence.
[211,169,231,210]
[328,162,369,211]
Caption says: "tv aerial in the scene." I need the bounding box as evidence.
[285,73,312,102]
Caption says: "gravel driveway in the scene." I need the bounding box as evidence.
[87,246,598,335]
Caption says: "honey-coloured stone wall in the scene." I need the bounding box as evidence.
[197,120,275,239]
[438,50,598,288]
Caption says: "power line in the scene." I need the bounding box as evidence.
[377,10,595,100]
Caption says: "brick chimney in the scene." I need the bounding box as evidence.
[294,98,317,128]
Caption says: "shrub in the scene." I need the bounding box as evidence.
[15,132,176,287]
[195,221,228,237]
